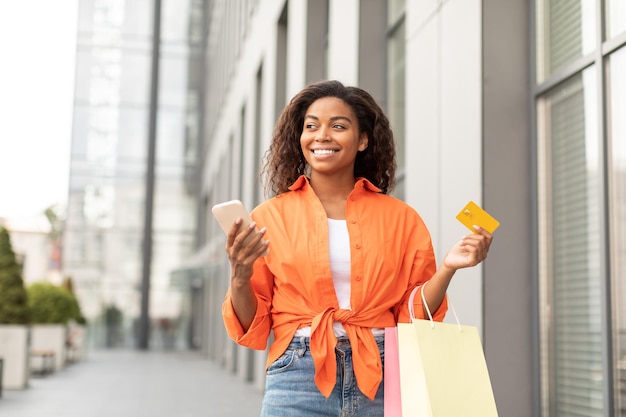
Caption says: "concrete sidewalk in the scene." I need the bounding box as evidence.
[0,350,263,417]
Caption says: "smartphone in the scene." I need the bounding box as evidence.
[456,201,500,234]
[211,200,268,256]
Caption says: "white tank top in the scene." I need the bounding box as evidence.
[295,219,352,337]
[294,219,384,337]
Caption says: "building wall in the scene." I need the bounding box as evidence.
[1,217,57,284]
[405,0,484,330]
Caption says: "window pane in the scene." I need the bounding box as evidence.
[536,0,596,82]
[387,0,405,26]
[607,0,626,39]
[387,18,405,199]
[608,46,626,416]
[538,66,604,416]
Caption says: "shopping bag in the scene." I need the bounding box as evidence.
[384,327,402,416]
[397,283,499,416]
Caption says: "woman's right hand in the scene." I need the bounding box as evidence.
[226,218,267,331]
[226,218,269,283]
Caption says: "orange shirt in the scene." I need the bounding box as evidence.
[222,176,447,400]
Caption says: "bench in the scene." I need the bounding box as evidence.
[30,350,55,376]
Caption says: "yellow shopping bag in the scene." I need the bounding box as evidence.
[396,283,499,416]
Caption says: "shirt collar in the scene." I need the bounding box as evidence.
[288,175,382,193]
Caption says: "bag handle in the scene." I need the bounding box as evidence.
[408,281,462,331]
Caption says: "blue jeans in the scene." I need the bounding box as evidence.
[260,336,385,417]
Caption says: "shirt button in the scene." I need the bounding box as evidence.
[350,219,356,224]
[356,276,362,281]
[355,244,361,249]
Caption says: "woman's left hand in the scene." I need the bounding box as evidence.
[442,226,493,270]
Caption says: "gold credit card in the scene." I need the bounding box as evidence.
[456,201,500,233]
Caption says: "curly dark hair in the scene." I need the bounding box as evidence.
[262,80,396,195]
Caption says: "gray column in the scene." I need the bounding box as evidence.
[482,0,536,415]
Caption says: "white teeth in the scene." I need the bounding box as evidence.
[313,149,336,155]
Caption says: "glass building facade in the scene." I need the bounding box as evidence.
[535,0,626,415]
[63,0,205,349]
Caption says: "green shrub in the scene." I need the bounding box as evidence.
[27,282,75,324]
[0,227,30,324]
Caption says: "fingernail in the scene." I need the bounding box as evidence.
[249,221,256,228]
[259,226,267,233]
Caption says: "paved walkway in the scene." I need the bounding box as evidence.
[0,350,263,417]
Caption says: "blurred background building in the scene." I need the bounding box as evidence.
[18,0,621,416]
[0,215,60,285]
[62,0,204,350]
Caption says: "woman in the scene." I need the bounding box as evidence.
[221,80,493,416]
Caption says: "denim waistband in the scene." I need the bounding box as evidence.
[287,335,385,351]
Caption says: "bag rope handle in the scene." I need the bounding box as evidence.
[407,280,462,331]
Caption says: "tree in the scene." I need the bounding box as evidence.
[44,204,63,242]
[62,275,87,324]
[0,226,30,324]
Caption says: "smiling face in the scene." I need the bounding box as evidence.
[300,97,368,182]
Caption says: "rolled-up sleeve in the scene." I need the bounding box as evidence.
[221,257,275,350]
